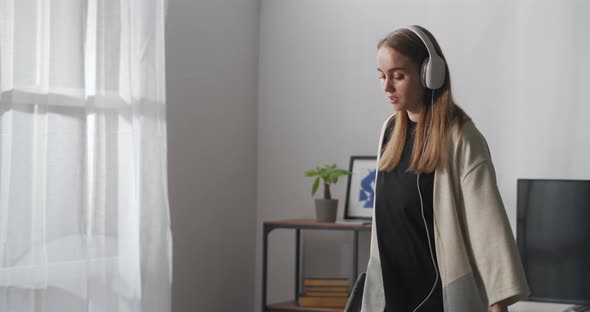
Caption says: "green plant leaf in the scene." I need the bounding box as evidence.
[305,169,318,177]
[329,172,336,184]
[312,177,320,195]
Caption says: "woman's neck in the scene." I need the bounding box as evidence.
[407,109,422,123]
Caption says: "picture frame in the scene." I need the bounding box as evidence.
[344,156,377,220]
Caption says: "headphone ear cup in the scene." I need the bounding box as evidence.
[421,56,446,89]
[421,58,430,88]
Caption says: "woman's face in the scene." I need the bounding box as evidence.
[376,46,425,114]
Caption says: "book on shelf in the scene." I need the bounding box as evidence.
[297,295,349,308]
[303,278,351,287]
[303,291,348,297]
[304,285,349,293]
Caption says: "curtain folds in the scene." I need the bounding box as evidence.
[0,1,171,311]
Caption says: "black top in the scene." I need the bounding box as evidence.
[375,118,443,312]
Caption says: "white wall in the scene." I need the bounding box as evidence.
[166,0,260,311]
[255,1,590,312]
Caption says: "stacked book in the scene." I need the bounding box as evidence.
[298,278,351,308]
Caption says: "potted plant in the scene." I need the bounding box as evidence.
[305,164,351,222]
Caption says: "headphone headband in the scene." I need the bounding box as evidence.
[393,25,446,89]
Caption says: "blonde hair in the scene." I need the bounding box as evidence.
[377,25,469,173]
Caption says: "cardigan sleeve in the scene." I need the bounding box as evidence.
[460,159,530,306]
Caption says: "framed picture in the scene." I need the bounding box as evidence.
[344,156,377,220]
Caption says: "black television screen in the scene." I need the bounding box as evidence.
[517,179,590,305]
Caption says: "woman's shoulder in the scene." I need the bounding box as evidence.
[450,118,485,146]
[449,118,493,171]
[382,113,396,129]
[379,113,396,139]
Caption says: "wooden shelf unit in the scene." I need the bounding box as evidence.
[261,219,371,312]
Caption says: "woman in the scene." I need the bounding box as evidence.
[360,25,529,312]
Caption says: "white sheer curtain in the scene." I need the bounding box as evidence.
[0,1,171,311]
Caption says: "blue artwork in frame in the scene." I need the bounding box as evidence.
[344,156,377,220]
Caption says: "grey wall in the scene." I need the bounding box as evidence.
[166,0,260,311]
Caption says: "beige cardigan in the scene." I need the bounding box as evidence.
[360,114,530,312]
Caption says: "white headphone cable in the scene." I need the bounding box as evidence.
[411,89,439,312]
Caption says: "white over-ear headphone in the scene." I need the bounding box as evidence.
[393,25,446,90]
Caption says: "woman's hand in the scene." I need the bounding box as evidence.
[491,303,508,312]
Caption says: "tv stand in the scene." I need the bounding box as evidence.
[563,305,590,312]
